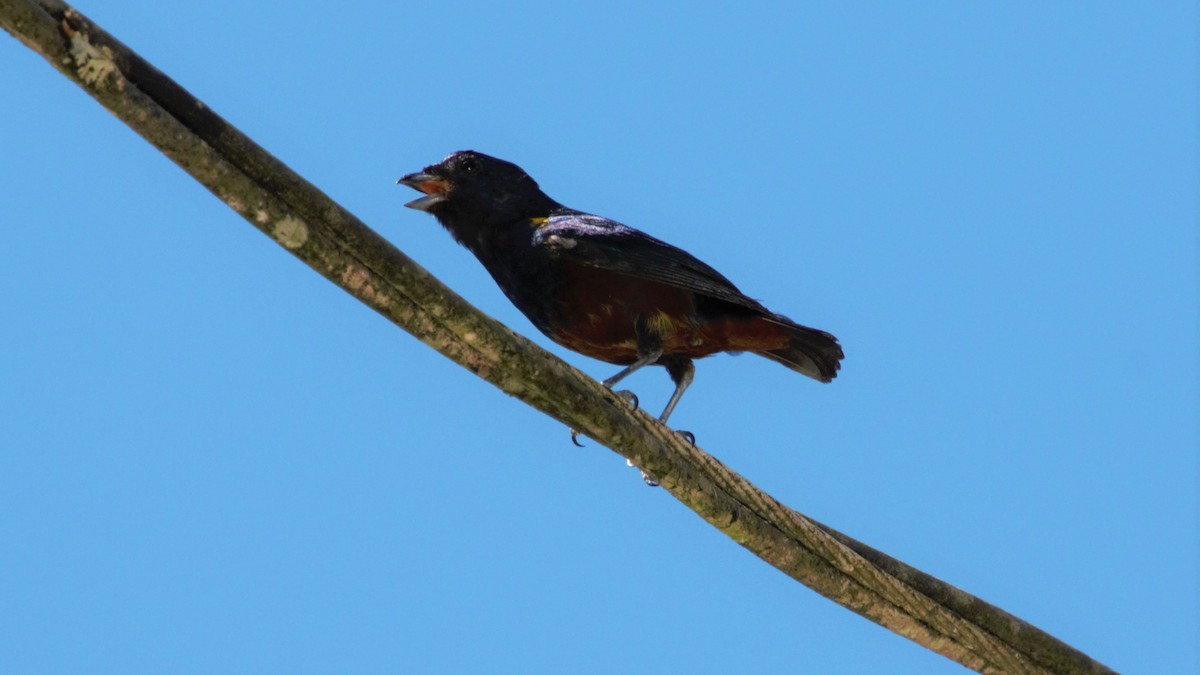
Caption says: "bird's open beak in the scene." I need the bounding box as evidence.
[397,172,450,211]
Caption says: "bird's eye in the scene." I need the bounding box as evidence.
[460,158,478,173]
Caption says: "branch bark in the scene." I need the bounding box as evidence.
[0,2,1116,673]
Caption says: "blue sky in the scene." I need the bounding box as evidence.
[2,2,1196,673]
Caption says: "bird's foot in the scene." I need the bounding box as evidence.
[612,389,639,411]
[571,391,638,446]
[675,430,695,445]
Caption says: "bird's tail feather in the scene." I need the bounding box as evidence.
[755,318,843,383]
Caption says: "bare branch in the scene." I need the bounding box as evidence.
[0,2,1116,673]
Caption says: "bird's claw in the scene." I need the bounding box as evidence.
[676,430,695,445]
[566,389,643,446]
[613,389,639,411]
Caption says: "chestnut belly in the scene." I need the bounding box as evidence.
[531,265,789,366]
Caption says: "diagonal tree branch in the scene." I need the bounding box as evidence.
[0,2,1116,673]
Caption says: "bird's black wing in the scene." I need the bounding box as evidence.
[533,212,766,311]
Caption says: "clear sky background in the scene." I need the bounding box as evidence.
[2,2,1196,673]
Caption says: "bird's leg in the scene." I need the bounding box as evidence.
[580,324,674,488]
[601,347,663,390]
[658,357,695,426]
[603,319,667,408]
[569,346,662,447]
[627,356,696,487]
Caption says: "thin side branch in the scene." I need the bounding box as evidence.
[0,2,1115,673]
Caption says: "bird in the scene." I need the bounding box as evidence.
[398,150,843,450]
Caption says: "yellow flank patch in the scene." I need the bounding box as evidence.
[528,217,549,228]
[645,310,677,335]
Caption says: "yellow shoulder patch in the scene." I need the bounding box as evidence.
[528,217,549,228]
[645,310,678,335]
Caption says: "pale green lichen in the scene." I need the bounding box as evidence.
[272,215,309,249]
[68,32,118,87]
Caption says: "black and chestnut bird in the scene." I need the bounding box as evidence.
[398,151,843,442]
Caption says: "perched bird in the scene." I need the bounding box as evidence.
[398,150,843,442]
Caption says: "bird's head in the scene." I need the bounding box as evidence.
[398,150,556,228]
